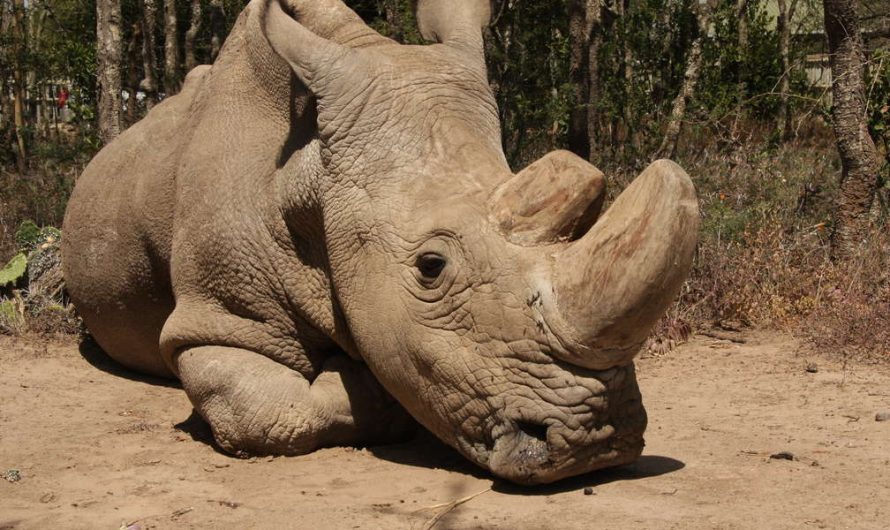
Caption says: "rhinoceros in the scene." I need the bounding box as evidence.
[62,0,699,485]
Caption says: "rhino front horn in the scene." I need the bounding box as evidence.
[546,159,700,370]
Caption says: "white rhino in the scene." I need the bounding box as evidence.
[62,0,699,484]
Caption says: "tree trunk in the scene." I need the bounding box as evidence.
[823,0,881,258]
[97,0,123,143]
[655,0,675,108]
[184,0,202,72]
[731,0,748,137]
[777,0,798,140]
[28,7,47,138]
[658,2,710,159]
[584,2,603,161]
[568,0,589,159]
[485,1,516,157]
[11,0,27,171]
[0,77,9,141]
[568,0,601,161]
[619,0,636,150]
[0,2,9,144]
[209,0,226,61]
[140,0,159,110]
[163,0,180,95]
[126,21,143,125]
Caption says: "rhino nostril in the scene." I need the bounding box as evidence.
[515,421,549,443]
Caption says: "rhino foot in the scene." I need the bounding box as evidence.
[177,345,416,455]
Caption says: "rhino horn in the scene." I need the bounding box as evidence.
[490,150,606,245]
[415,0,490,59]
[546,159,700,370]
[262,0,371,98]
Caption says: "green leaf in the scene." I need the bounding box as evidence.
[0,300,19,322]
[15,221,41,250]
[0,253,28,288]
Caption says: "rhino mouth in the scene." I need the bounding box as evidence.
[479,414,643,485]
[489,420,553,479]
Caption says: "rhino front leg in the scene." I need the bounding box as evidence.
[177,346,415,455]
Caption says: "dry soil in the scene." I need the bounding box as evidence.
[1,332,889,529]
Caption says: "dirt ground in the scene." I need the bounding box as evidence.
[1,332,889,530]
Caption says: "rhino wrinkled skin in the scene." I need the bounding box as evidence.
[62,0,699,484]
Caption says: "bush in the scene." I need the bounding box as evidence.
[0,221,78,337]
[641,136,888,360]
[801,233,890,360]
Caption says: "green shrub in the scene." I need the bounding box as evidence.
[0,253,27,289]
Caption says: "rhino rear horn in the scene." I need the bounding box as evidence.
[489,150,606,246]
[415,0,490,58]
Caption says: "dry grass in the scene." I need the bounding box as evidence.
[641,137,889,360]
[800,234,890,360]
[0,147,87,264]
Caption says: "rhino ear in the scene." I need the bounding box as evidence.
[415,0,490,54]
[489,150,606,246]
[261,0,366,98]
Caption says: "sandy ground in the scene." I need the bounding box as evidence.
[1,331,889,530]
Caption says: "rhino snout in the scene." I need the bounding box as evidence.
[472,363,647,485]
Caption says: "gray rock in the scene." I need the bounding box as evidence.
[876,411,890,422]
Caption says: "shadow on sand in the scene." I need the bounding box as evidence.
[173,409,222,450]
[159,404,685,492]
[79,337,684,490]
[370,430,685,494]
[78,337,180,389]
[370,430,491,480]
[490,454,685,494]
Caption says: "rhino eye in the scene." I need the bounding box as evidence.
[416,253,447,280]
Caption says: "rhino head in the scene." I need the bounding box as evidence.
[263,0,699,484]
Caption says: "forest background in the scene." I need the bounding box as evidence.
[0,0,888,358]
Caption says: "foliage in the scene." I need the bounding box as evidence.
[0,0,99,159]
[0,221,74,336]
[866,48,890,219]
[0,163,82,264]
[14,221,41,250]
[19,223,61,251]
[485,0,573,167]
[869,50,890,140]
[0,253,27,288]
[32,0,99,97]
[0,293,27,335]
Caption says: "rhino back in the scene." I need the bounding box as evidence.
[62,65,211,377]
